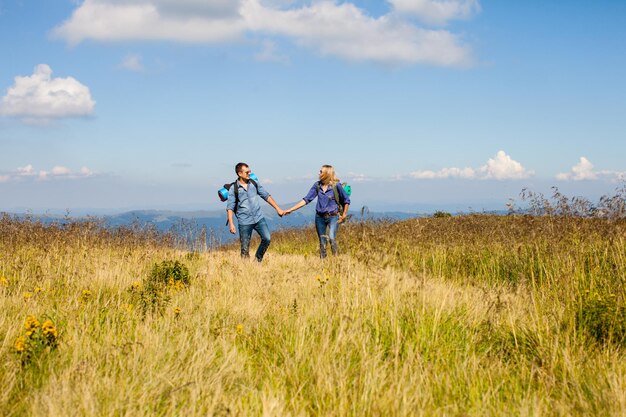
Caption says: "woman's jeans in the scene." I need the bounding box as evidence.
[239,218,271,262]
[315,213,339,258]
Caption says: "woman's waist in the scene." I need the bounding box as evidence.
[316,211,338,218]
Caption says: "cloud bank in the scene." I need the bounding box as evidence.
[409,151,534,181]
[0,64,95,122]
[0,165,95,183]
[52,0,478,67]
[557,157,626,182]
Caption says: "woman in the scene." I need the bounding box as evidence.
[285,165,350,258]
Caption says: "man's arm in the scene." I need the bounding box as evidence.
[227,209,236,234]
[266,196,285,217]
[226,184,237,234]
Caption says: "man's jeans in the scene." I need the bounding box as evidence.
[315,213,339,259]
[239,218,271,262]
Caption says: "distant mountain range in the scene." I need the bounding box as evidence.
[3,204,420,245]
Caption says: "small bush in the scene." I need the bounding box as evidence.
[432,211,452,218]
[148,260,190,287]
[578,293,626,347]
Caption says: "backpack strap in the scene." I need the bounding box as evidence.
[332,183,345,216]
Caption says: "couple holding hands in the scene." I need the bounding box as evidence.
[226,162,351,262]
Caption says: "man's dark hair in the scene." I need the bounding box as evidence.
[235,162,248,175]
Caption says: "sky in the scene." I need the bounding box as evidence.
[1,0,625,214]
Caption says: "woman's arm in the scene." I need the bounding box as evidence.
[285,199,307,214]
[285,183,317,214]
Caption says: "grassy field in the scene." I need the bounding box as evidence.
[2,211,626,416]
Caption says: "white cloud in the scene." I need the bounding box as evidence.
[52,0,246,44]
[0,165,95,183]
[410,167,475,179]
[0,64,95,121]
[556,157,597,181]
[389,0,481,25]
[344,172,371,183]
[479,150,533,180]
[119,54,144,72]
[408,151,533,181]
[557,157,625,182]
[244,1,473,66]
[52,0,476,67]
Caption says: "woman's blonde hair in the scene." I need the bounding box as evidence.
[319,165,339,186]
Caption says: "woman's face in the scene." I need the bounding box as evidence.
[318,168,324,180]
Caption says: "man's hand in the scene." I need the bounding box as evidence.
[229,223,236,234]
[277,208,285,217]
[338,214,347,224]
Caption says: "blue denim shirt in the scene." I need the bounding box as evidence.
[303,182,351,215]
[227,180,271,226]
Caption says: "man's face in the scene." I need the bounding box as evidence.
[239,166,251,180]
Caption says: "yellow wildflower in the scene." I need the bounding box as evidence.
[42,320,58,339]
[34,287,44,294]
[14,336,26,353]
[80,289,93,302]
[0,276,8,287]
[24,315,40,334]
[174,307,181,317]
[236,324,244,335]
[130,281,141,291]
[174,281,185,291]
[125,303,134,312]
[23,292,33,301]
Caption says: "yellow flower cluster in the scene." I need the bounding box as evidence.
[0,276,8,287]
[24,315,40,337]
[14,315,59,354]
[167,279,186,291]
[14,336,26,353]
[23,292,34,301]
[174,307,181,317]
[130,281,141,292]
[315,274,330,285]
[42,320,58,339]
[236,324,244,335]
[80,289,93,302]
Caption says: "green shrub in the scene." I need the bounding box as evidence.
[148,260,190,287]
[578,292,626,347]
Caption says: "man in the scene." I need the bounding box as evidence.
[227,162,285,262]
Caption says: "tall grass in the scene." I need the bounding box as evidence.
[2,192,626,416]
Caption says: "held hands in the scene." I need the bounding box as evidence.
[277,208,292,218]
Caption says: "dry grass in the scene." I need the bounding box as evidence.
[2,213,626,416]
